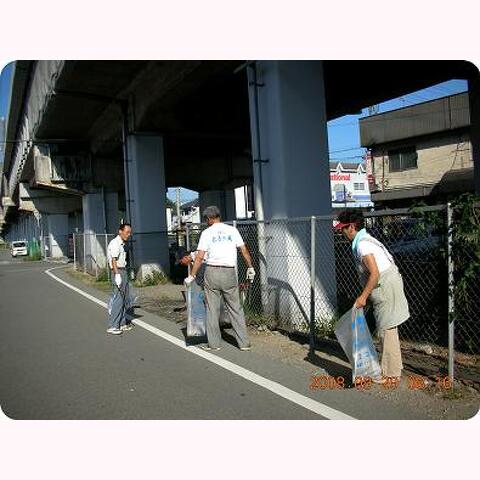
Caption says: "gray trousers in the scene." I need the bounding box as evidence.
[108,269,132,329]
[204,266,250,349]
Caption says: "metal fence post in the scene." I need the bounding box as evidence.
[447,202,455,383]
[73,233,77,270]
[93,234,98,278]
[83,233,86,273]
[233,220,239,280]
[185,224,191,276]
[105,234,111,282]
[309,216,316,358]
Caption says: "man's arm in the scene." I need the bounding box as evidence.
[355,254,380,308]
[239,244,253,268]
[111,257,119,275]
[190,250,206,277]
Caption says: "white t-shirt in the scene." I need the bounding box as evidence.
[107,235,127,269]
[197,223,244,267]
[356,238,393,274]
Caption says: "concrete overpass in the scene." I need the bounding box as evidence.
[1,60,479,279]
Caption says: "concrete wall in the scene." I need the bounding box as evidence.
[371,131,473,191]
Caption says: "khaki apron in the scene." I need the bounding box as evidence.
[357,237,410,336]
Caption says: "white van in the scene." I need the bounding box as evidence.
[11,240,28,257]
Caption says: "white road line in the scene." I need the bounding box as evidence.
[45,265,356,420]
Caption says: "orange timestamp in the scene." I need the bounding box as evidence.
[309,375,345,390]
[353,376,401,390]
[407,375,453,390]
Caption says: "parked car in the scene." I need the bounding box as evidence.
[11,240,28,257]
[371,219,443,258]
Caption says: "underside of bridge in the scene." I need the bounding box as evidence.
[1,60,479,285]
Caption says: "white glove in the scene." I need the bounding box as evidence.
[114,273,122,288]
[184,275,196,287]
[246,267,256,282]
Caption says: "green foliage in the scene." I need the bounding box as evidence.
[95,268,110,283]
[245,309,276,330]
[134,270,170,287]
[23,253,41,262]
[24,239,42,261]
[409,194,480,344]
[449,193,480,314]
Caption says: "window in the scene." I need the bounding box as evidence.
[388,147,418,172]
[353,183,365,191]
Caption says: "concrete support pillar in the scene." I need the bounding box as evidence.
[126,134,169,279]
[199,189,236,221]
[82,191,118,234]
[468,76,480,194]
[46,214,69,258]
[82,192,119,272]
[247,60,337,325]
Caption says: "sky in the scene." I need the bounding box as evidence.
[327,79,468,164]
[0,62,14,163]
[0,63,468,203]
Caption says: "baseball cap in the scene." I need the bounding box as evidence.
[334,221,353,230]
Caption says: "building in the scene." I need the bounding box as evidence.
[360,92,474,208]
[329,161,373,209]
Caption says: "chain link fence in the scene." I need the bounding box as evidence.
[185,207,479,365]
[71,204,479,380]
[73,233,115,279]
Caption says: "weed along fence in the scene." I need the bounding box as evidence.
[73,233,116,281]
[72,199,480,382]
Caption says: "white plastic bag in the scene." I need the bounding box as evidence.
[335,307,382,381]
[186,280,207,337]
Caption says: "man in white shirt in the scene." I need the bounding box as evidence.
[184,206,255,351]
[106,223,133,335]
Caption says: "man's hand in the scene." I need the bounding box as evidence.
[246,267,256,282]
[114,273,122,288]
[184,275,196,287]
[354,295,367,309]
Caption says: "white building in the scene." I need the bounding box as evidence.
[330,161,373,209]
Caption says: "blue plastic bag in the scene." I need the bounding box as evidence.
[186,280,207,337]
[335,307,382,382]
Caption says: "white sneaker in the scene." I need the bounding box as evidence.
[200,344,221,351]
[120,324,134,332]
[106,328,123,335]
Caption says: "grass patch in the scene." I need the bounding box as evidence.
[134,270,170,287]
[296,313,339,338]
[22,251,42,261]
[66,267,111,292]
[95,268,110,283]
[442,388,465,401]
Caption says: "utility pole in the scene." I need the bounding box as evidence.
[176,187,183,246]
[176,187,181,228]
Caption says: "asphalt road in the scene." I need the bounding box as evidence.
[0,249,453,420]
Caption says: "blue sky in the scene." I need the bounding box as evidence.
[327,79,468,164]
[0,63,468,202]
[0,62,13,118]
[0,62,14,162]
